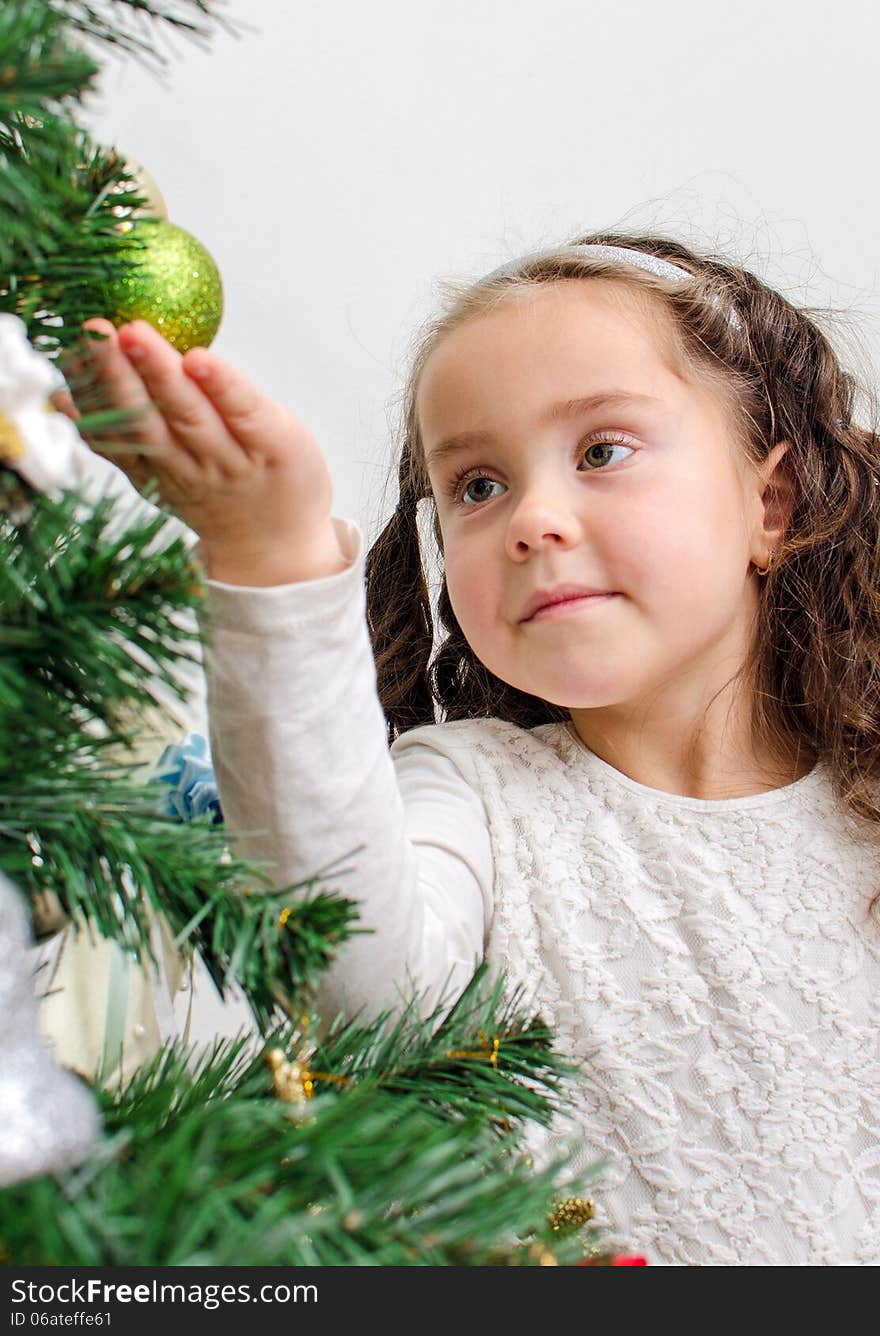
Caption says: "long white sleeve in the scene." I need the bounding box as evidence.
[199,516,493,1026]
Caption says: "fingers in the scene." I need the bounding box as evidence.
[182,345,290,458]
[78,320,168,444]
[115,322,250,476]
[115,320,207,437]
[68,319,290,517]
[50,387,80,422]
[62,322,190,499]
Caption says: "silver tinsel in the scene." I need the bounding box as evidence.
[0,871,100,1186]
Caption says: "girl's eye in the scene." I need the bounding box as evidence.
[445,434,635,508]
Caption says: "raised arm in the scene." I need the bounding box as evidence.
[202,518,493,1024]
[70,320,492,1025]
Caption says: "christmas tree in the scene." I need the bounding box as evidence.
[0,0,624,1266]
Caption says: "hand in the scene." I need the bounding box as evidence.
[69,319,347,585]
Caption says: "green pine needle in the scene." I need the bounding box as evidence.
[305,963,584,1129]
[0,1008,608,1266]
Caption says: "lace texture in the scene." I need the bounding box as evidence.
[433,717,880,1266]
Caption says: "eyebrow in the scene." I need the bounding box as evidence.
[424,390,664,468]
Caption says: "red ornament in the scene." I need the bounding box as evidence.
[575,1253,648,1266]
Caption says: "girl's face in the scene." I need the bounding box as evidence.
[418,280,785,715]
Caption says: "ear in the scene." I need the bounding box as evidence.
[751,440,796,559]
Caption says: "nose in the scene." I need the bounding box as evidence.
[504,482,581,559]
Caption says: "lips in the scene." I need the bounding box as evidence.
[520,584,617,622]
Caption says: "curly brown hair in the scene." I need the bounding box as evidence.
[364,230,880,914]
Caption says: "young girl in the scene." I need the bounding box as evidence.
[79,232,880,1266]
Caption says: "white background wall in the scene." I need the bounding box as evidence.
[83,0,880,1039]
[86,0,880,537]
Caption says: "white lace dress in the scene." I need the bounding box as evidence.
[202,516,880,1266]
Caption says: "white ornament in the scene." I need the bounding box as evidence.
[0,314,85,495]
[0,871,100,1186]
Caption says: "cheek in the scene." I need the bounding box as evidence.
[624,475,749,611]
[444,547,518,686]
[444,544,499,636]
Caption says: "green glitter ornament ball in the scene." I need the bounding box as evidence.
[107,219,223,353]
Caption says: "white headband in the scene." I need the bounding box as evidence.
[481,242,742,330]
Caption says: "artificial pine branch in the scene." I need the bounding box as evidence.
[99,1033,262,1130]
[306,963,582,1128]
[0,484,204,729]
[1,1036,605,1266]
[0,478,363,1017]
[2,135,149,351]
[0,4,96,115]
[53,1,237,67]
[0,770,363,1020]
[104,966,584,1141]
[0,3,101,283]
[0,1,235,350]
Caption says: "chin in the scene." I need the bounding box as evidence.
[509,667,625,710]
[475,644,626,710]
[501,679,603,711]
